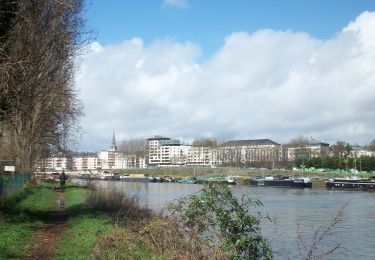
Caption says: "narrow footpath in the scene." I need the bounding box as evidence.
[27,189,68,260]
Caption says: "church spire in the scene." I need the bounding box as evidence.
[110,130,117,151]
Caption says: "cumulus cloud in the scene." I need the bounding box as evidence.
[77,12,375,151]
[162,0,188,9]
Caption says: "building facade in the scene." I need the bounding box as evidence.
[212,139,282,166]
[287,138,330,160]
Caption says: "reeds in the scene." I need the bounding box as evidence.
[86,182,153,227]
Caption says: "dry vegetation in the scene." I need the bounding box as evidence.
[86,183,227,259]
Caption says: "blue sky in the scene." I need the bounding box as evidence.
[77,1,375,151]
[87,0,375,56]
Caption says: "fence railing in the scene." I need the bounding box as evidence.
[0,173,31,198]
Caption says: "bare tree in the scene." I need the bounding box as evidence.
[192,138,218,148]
[118,139,147,168]
[0,0,89,172]
[368,139,375,152]
[119,139,147,155]
[288,135,311,160]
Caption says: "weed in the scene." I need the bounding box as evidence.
[297,202,348,260]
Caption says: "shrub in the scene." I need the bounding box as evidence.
[168,183,273,259]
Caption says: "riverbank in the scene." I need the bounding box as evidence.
[0,182,120,258]
[0,181,228,259]
[74,166,375,180]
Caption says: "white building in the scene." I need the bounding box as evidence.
[147,136,186,166]
[37,131,146,171]
[36,157,72,171]
[350,146,375,158]
[212,139,282,166]
[73,156,99,171]
[287,138,330,160]
[186,146,212,166]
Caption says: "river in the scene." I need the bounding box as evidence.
[75,180,375,259]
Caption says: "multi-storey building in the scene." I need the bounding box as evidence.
[147,136,189,166]
[73,156,99,171]
[36,156,73,171]
[186,146,212,166]
[350,146,375,158]
[115,153,146,169]
[212,139,282,166]
[287,138,329,160]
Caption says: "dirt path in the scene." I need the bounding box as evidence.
[27,190,68,260]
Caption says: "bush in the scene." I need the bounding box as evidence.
[168,183,273,259]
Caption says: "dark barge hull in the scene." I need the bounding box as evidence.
[326,180,375,191]
[249,178,264,186]
[250,179,312,188]
[264,180,294,187]
[292,182,312,188]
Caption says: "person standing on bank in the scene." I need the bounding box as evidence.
[59,170,67,192]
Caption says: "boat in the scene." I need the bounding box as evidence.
[249,176,264,186]
[292,177,312,188]
[178,178,197,184]
[249,176,312,188]
[226,176,236,185]
[115,175,149,183]
[326,178,375,191]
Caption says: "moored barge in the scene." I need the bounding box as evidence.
[249,176,312,188]
[326,178,375,191]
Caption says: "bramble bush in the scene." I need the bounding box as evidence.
[168,183,273,259]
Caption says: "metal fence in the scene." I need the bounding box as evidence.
[0,173,31,198]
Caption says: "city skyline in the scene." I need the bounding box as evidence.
[77,1,375,151]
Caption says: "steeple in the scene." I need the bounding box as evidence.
[110,130,117,151]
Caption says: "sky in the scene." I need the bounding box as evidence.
[76,0,375,151]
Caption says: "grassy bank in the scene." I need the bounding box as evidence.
[5,181,181,258]
[55,182,204,259]
[0,182,58,258]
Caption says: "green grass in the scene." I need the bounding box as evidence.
[18,185,58,213]
[54,183,115,259]
[0,221,35,259]
[0,182,57,259]
[64,183,90,216]
[54,214,115,259]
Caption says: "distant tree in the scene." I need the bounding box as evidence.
[119,139,147,155]
[331,141,346,158]
[331,141,352,158]
[192,137,218,147]
[367,139,375,152]
[288,135,311,161]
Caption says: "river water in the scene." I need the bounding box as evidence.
[75,180,375,259]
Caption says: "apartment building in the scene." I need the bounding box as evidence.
[287,138,330,160]
[147,136,189,166]
[36,156,73,171]
[73,156,99,171]
[350,146,375,158]
[186,146,212,166]
[212,139,282,166]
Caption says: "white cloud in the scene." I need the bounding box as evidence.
[76,12,375,151]
[162,0,188,9]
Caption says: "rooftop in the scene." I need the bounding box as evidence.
[220,139,280,147]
